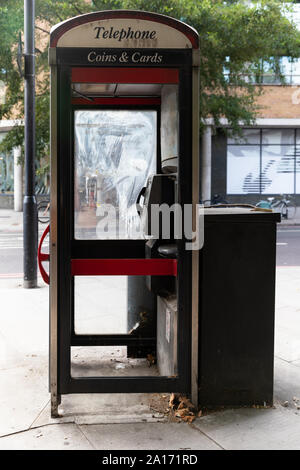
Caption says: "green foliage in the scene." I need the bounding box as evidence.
[0,0,300,166]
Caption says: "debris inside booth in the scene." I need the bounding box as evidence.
[146,354,156,367]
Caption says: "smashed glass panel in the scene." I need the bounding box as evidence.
[74,110,157,239]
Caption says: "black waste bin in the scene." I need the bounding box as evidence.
[198,207,280,407]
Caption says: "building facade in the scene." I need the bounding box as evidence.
[206,72,300,205]
[0,120,23,209]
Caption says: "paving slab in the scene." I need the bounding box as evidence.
[0,280,49,356]
[0,330,25,370]
[193,407,300,450]
[0,423,93,450]
[275,267,300,362]
[275,324,300,363]
[275,267,300,311]
[0,357,49,436]
[275,269,300,316]
[0,278,50,437]
[79,422,221,450]
[274,357,300,407]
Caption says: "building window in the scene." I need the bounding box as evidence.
[227,128,300,195]
[0,132,14,193]
[224,57,300,85]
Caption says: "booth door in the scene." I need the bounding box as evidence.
[73,108,157,339]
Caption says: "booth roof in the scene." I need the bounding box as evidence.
[50,10,199,49]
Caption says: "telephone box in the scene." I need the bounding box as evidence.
[43,10,200,416]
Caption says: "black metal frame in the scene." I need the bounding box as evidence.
[55,52,193,395]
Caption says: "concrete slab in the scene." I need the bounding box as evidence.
[71,346,159,377]
[275,324,300,362]
[31,393,166,426]
[274,357,300,407]
[0,280,49,356]
[0,278,50,437]
[0,357,49,437]
[275,267,300,362]
[275,267,300,311]
[79,422,221,450]
[193,407,300,450]
[0,424,93,450]
[0,330,25,370]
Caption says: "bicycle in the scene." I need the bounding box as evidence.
[201,194,229,207]
[256,194,297,220]
[37,198,50,224]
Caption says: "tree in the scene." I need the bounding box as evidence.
[0,0,300,174]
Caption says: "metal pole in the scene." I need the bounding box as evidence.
[23,0,37,288]
[201,126,212,203]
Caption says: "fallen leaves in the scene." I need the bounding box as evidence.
[149,393,202,423]
[169,393,200,423]
[146,354,156,367]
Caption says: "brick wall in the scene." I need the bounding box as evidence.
[256,85,300,118]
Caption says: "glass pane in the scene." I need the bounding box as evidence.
[75,276,128,334]
[261,145,295,194]
[74,110,156,239]
[262,75,281,84]
[291,58,300,85]
[73,276,177,378]
[296,129,300,145]
[227,128,260,145]
[227,145,260,194]
[262,129,294,145]
[280,57,292,76]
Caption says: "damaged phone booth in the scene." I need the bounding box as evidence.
[38,10,201,417]
[38,10,279,418]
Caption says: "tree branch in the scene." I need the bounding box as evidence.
[35,25,50,35]
[71,3,84,15]
[56,12,64,22]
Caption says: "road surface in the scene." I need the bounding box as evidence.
[0,225,299,277]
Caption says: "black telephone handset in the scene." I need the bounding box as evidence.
[136,186,146,216]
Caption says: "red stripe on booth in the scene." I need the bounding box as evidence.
[71,67,179,84]
[71,259,177,277]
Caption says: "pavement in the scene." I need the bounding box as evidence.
[0,209,300,450]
